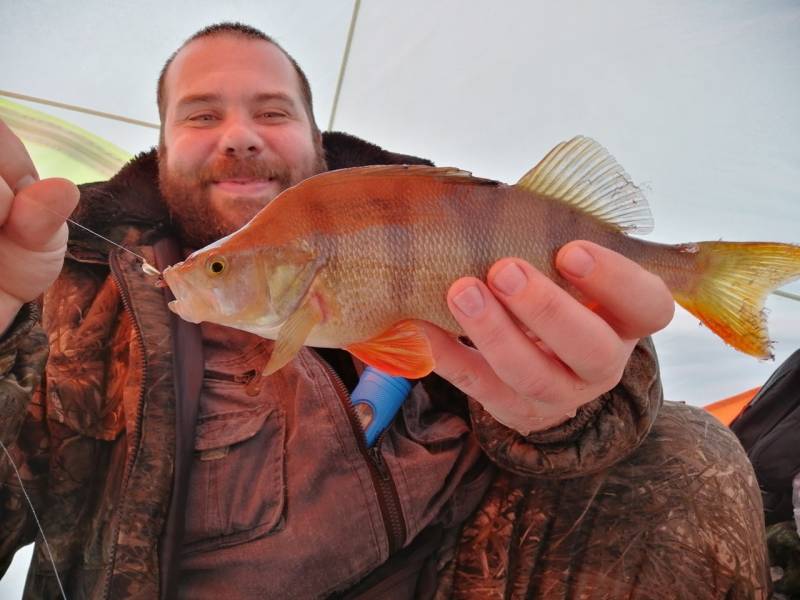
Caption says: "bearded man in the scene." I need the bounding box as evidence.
[0,22,769,599]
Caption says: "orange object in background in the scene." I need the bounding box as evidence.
[706,387,761,426]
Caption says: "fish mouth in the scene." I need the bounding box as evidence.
[161,267,203,322]
[161,265,181,294]
[167,299,202,323]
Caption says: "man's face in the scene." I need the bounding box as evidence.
[159,35,326,248]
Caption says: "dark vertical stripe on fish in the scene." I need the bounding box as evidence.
[308,192,336,265]
[385,195,412,316]
[465,187,488,279]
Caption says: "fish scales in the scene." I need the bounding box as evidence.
[298,181,632,347]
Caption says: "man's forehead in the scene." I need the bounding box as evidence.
[165,34,300,99]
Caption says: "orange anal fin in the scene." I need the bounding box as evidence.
[345,320,434,379]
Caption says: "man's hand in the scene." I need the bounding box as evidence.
[0,120,80,334]
[420,241,674,434]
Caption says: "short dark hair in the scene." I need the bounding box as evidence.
[156,22,319,134]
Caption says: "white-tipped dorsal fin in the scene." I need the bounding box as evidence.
[517,136,654,234]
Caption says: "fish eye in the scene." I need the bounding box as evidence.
[206,255,228,277]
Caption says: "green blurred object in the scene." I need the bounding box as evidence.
[767,521,800,596]
[0,97,131,183]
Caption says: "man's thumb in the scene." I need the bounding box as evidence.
[4,178,80,251]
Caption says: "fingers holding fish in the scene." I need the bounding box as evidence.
[556,241,675,340]
[431,269,627,433]
[417,320,508,405]
[418,317,577,433]
[485,257,633,385]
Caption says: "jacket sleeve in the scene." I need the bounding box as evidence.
[467,336,663,478]
[0,301,51,574]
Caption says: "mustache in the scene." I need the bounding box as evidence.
[194,157,291,185]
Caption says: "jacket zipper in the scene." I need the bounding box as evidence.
[314,351,407,554]
[102,251,149,600]
[101,254,406,591]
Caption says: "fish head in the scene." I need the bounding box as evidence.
[162,245,274,327]
[162,240,323,336]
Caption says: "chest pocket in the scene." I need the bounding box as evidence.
[182,403,286,553]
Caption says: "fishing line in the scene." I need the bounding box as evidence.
[0,439,68,600]
[31,200,161,275]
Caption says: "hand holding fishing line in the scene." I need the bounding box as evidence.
[420,242,675,434]
[0,120,80,334]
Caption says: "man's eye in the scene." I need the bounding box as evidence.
[189,114,216,122]
[261,112,286,119]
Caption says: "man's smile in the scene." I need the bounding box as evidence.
[212,178,278,196]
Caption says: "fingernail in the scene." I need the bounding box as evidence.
[14,175,36,193]
[560,246,594,278]
[452,285,484,317]
[493,262,526,295]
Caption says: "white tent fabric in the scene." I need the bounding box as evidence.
[1,1,799,596]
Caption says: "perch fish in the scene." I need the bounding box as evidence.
[161,136,800,386]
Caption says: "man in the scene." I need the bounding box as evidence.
[0,22,769,599]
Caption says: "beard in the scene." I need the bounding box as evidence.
[158,140,327,249]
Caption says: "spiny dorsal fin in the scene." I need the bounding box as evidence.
[517,136,654,234]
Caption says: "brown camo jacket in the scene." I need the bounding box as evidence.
[0,133,769,599]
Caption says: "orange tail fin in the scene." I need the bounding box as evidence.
[672,241,800,358]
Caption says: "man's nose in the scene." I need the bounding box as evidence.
[218,118,264,158]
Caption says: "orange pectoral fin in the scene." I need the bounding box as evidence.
[345,320,435,379]
[246,295,324,396]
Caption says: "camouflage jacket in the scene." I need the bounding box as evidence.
[0,132,769,599]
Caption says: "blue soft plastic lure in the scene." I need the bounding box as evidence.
[350,366,412,447]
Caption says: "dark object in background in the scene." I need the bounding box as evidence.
[731,349,800,597]
[731,348,800,525]
[766,521,800,598]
